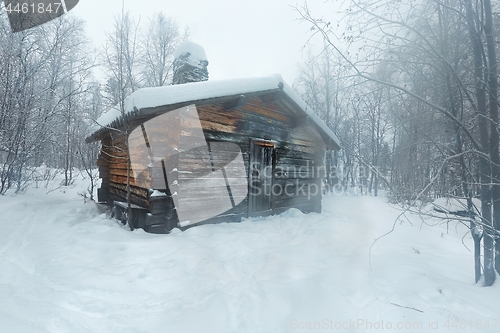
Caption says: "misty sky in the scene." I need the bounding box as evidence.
[69,0,329,84]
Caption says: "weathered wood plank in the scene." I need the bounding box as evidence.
[96,157,109,167]
[108,188,150,208]
[109,174,132,184]
[275,148,317,160]
[109,181,149,197]
[108,168,132,177]
[279,142,318,155]
[276,157,317,167]
[239,103,291,123]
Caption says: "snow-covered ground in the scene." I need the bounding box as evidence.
[1,173,499,333]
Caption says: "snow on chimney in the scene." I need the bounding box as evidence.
[172,41,209,85]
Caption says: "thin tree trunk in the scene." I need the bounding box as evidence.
[438,2,483,282]
[126,141,134,231]
[465,0,495,286]
[483,0,500,276]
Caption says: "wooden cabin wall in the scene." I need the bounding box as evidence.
[196,96,325,219]
[273,128,324,214]
[97,131,149,206]
[96,130,176,232]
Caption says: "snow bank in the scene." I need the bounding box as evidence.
[1,177,498,332]
[430,197,481,215]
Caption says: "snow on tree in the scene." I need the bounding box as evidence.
[172,41,209,85]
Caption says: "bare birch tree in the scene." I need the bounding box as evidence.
[140,13,188,87]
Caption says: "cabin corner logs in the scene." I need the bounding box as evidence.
[96,95,330,233]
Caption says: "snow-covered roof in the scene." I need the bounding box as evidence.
[88,74,340,149]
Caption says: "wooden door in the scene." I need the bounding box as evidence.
[249,140,275,215]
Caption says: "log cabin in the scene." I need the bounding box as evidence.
[86,74,340,233]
